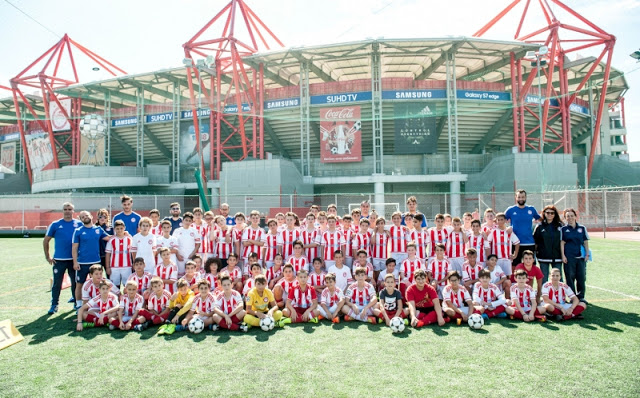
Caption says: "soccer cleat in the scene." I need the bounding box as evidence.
[47,305,58,315]
[378,318,384,324]
[208,324,219,331]
[133,325,144,332]
[175,325,186,332]
[317,315,325,321]
[109,324,116,331]
[165,324,177,334]
[496,312,508,318]
[456,318,462,326]
[344,316,353,322]
[157,324,168,335]
[67,297,76,304]
[403,319,409,326]
[554,315,564,322]
[416,320,425,328]
[142,321,151,330]
[277,317,291,327]
[309,317,319,324]
[82,322,95,329]
[332,317,340,324]
[368,316,377,324]
[481,313,490,321]
[537,316,547,323]
[239,323,249,332]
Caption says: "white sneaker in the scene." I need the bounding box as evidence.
[239,323,248,332]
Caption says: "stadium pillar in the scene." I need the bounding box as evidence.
[374,181,385,216]
[449,179,461,217]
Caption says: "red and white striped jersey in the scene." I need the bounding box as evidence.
[300,229,319,262]
[242,278,255,296]
[287,285,317,309]
[487,229,520,259]
[154,263,178,294]
[231,227,244,250]
[345,282,376,307]
[342,228,355,258]
[277,224,287,233]
[472,283,504,305]
[150,224,162,236]
[277,228,301,260]
[203,273,218,291]
[317,230,345,261]
[427,228,450,257]
[466,234,489,263]
[481,223,497,235]
[82,280,102,301]
[371,231,390,259]
[106,236,133,268]
[215,227,233,259]
[510,284,536,308]
[127,272,152,294]
[242,227,264,259]
[446,231,466,259]
[401,258,425,283]
[119,293,144,317]
[222,266,242,282]
[87,293,119,313]
[352,262,374,280]
[156,235,179,264]
[408,229,429,259]
[427,259,450,286]
[442,285,472,308]
[265,266,282,283]
[215,290,243,315]
[287,256,308,275]
[351,232,372,258]
[147,290,171,312]
[192,292,216,314]
[183,273,201,288]
[462,262,483,282]
[541,282,576,304]
[261,232,279,262]
[307,271,326,288]
[388,225,409,253]
[350,224,360,234]
[320,287,344,307]
[194,223,211,255]
[276,278,299,298]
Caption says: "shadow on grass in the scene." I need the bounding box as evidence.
[19,310,77,344]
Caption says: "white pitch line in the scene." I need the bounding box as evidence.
[587,285,640,301]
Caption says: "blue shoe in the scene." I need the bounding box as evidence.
[175,325,185,332]
[481,313,489,321]
[496,312,508,318]
[67,297,76,304]
[47,305,58,315]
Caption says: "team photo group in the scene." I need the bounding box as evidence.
[43,189,590,335]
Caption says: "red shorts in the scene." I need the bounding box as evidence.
[383,309,406,319]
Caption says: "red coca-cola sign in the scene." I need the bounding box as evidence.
[319,106,362,163]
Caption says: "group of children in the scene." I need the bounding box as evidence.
[75,202,587,333]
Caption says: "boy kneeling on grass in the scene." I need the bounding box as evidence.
[158,278,195,334]
[76,280,119,331]
[472,269,508,319]
[137,277,171,330]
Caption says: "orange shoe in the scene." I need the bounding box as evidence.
[344,316,353,322]
[332,317,340,324]
[416,320,425,328]
[368,316,377,324]
[317,315,325,321]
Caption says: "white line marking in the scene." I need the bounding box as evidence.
[587,285,640,301]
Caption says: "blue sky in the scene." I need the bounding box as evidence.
[1,0,638,160]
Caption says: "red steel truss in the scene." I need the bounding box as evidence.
[10,34,126,182]
[474,0,615,182]
[182,0,283,182]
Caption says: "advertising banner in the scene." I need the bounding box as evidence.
[319,106,362,163]
[1,142,16,172]
[25,130,55,172]
[49,98,72,132]
[180,120,211,167]
[394,103,438,154]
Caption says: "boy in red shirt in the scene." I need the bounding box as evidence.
[511,250,544,298]
[405,269,447,328]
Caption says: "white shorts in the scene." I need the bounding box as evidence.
[122,315,133,323]
[443,304,469,313]
[390,253,407,270]
[497,259,513,276]
[111,268,132,288]
[317,304,339,318]
[352,304,374,317]
[176,260,186,277]
[372,258,386,272]
[449,257,464,274]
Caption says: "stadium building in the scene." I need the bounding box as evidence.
[0,0,637,217]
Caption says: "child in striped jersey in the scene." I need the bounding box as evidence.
[314,273,345,323]
[202,257,221,295]
[266,253,284,290]
[110,281,146,331]
[76,280,119,331]
[154,247,178,294]
[261,219,279,269]
[283,270,319,324]
[182,279,217,330]
[307,257,326,298]
[221,253,243,293]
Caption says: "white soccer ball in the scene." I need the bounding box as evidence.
[260,316,275,331]
[188,317,205,334]
[79,114,107,140]
[390,317,405,333]
[468,313,484,329]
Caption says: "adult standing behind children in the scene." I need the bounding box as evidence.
[43,202,82,315]
[533,205,563,283]
[505,189,541,266]
[112,195,141,236]
[163,202,183,234]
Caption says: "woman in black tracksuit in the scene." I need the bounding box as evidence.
[533,205,563,283]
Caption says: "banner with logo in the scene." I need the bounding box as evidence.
[49,98,72,132]
[1,142,16,172]
[319,106,362,163]
[394,103,438,154]
[180,119,211,167]
[25,130,55,172]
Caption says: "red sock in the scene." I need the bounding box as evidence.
[551,308,563,316]
[487,305,505,318]
[220,319,239,330]
[130,318,140,326]
[565,306,584,319]
[452,312,462,319]
[418,311,438,325]
[110,319,120,328]
[151,315,164,325]
[473,309,483,315]
[512,311,524,319]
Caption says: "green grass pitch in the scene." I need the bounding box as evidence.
[0,237,639,397]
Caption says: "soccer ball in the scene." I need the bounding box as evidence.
[389,317,405,333]
[260,316,275,331]
[188,317,205,334]
[79,114,107,140]
[468,313,484,329]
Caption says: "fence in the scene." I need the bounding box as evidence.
[0,187,638,233]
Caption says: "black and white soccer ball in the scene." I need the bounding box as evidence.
[188,317,205,334]
[79,114,107,140]
[390,317,405,333]
[468,313,484,329]
[260,316,275,331]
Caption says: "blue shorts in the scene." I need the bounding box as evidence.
[76,264,93,283]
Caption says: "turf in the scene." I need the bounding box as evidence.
[0,237,638,398]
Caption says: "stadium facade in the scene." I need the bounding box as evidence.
[0,0,637,216]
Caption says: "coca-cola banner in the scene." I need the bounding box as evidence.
[319,106,362,163]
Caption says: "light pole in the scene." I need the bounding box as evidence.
[528,46,548,192]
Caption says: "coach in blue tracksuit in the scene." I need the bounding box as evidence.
[43,202,82,315]
[112,195,141,236]
[72,210,112,309]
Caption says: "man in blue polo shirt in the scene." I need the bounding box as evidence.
[43,202,82,315]
[505,189,541,266]
[163,202,183,233]
[112,194,141,236]
[72,210,112,309]
[220,202,235,226]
